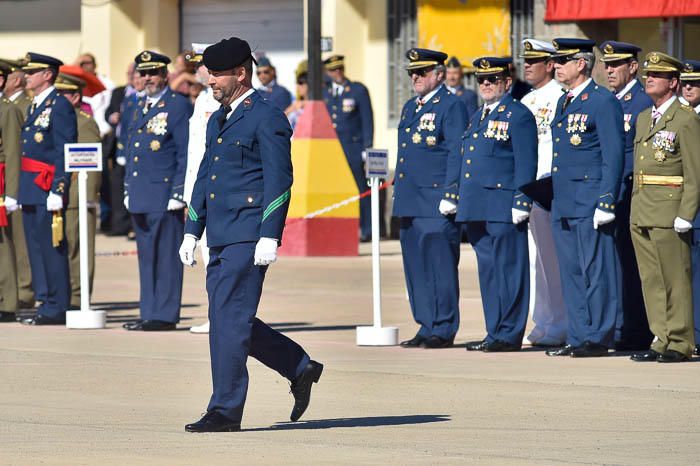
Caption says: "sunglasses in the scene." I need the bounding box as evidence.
[682,80,700,87]
[407,66,435,78]
[139,68,162,77]
[476,75,503,85]
[552,55,579,65]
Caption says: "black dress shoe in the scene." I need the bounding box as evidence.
[570,341,609,358]
[465,339,487,351]
[122,319,142,330]
[185,411,241,433]
[21,314,65,325]
[630,349,662,362]
[125,320,176,331]
[0,311,17,322]
[290,360,323,422]
[399,334,426,348]
[546,344,575,356]
[420,336,454,349]
[657,350,689,363]
[359,235,371,243]
[482,340,521,352]
[694,345,700,356]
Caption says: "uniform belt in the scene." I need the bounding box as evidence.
[0,162,7,227]
[637,174,684,187]
[21,157,55,191]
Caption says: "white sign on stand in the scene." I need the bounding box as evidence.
[357,149,399,346]
[64,143,106,329]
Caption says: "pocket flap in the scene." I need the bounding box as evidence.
[226,191,263,209]
[232,137,254,149]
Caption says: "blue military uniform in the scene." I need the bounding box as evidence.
[19,53,76,323]
[549,39,625,353]
[123,51,193,327]
[322,55,374,239]
[456,58,538,349]
[256,56,293,111]
[393,49,468,346]
[448,84,478,121]
[600,41,654,350]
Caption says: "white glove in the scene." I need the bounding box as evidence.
[674,216,693,233]
[116,156,126,167]
[592,208,616,230]
[254,237,278,266]
[179,234,198,266]
[123,195,129,210]
[46,192,63,211]
[438,199,457,216]
[361,150,367,162]
[512,208,529,224]
[4,196,19,213]
[167,199,186,211]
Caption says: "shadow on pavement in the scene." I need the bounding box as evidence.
[271,324,358,333]
[244,414,451,431]
[93,302,199,312]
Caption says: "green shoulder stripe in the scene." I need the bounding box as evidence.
[262,190,290,222]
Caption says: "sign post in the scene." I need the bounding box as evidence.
[356,149,398,346]
[64,143,106,329]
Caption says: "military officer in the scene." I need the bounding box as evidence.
[121,51,193,331]
[679,59,700,357]
[393,48,468,349]
[323,55,375,241]
[453,57,538,352]
[18,53,77,325]
[629,53,700,363]
[1,57,35,309]
[179,37,322,432]
[445,56,478,120]
[255,56,293,111]
[599,41,655,351]
[55,73,101,309]
[519,39,567,346]
[546,39,625,357]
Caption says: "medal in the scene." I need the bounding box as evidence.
[570,134,582,146]
[412,132,422,144]
[150,140,161,151]
[654,150,666,162]
[34,132,44,143]
[426,136,436,146]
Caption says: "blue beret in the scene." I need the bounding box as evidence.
[472,56,512,75]
[204,37,256,72]
[134,50,171,71]
[405,48,447,70]
[682,59,700,80]
[257,56,273,68]
[552,38,596,57]
[600,41,642,62]
[446,56,462,68]
[22,52,63,71]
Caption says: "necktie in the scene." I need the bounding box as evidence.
[651,109,661,128]
[218,105,231,130]
[480,107,490,122]
[415,98,424,113]
[562,91,574,110]
[143,100,153,114]
[29,102,37,116]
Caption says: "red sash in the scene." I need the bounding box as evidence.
[0,163,7,227]
[21,157,55,191]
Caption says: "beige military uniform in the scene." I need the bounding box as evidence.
[631,96,700,357]
[65,110,101,307]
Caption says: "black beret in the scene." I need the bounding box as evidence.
[203,37,257,71]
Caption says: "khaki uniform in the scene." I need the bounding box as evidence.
[65,110,101,307]
[631,97,700,357]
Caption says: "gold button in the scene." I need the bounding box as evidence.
[584,175,588,179]
[332,105,337,110]
[553,152,558,157]
[210,193,215,199]
[332,114,337,119]
[497,183,502,188]
[405,128,410,133]
[399,173,404,178]
[469,146,475,151]
[555,138,560,142]
[399,158,404,163]
[433,183,438,187]
[247,196,254,203]
[214,156,219,161]
[643,142,648,147]
[611,204,615,209]
[553,167,558,172]
[133,171,138,176]
[134,156,139,162]
[23,139,27,143]
[557,123,562,128]
[163,177,168,182]
[465,173,470,178]
[640,155,645,160]
[473,133,478,138]
[516,201,522,205]
[211,175,217,180]
[605,203,610,208]
[137,129,142,134]
[600,202,604,206]
[401,143,407,148]
[217,138,222,144]
[236,141,240,145]
[134,142,140,147]
[332,123,337,128]
[467,159,471,164]
[669,194,673,198]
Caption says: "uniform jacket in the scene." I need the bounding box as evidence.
[618,80,653,201]
[454,93,538,222]
[631,98,700,228]
[392,85,468,218]
[185,91,293,247]
[521,79,564,179]
[68,110,102,208]
[10,91,32,116]
[258,82,293,112]
[184,88,219,203]
[449,85,479,121]
[19,88,77,205]
[123,90,192,213]
[114,92,142,161]
[550,80,624,220]
[0,97,24,199]
[323,79,374,150]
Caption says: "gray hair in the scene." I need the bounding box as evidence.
[434,64,446,80]
[574,52,595,76]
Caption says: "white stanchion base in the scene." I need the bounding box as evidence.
[66,310,107,329]
[356,326,399,346]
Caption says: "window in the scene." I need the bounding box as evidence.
[387,0,417,126]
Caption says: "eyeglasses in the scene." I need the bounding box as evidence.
[139,68,162,77]
[407,67,435,78]
[476,75,502,85]
[552,55,579,65]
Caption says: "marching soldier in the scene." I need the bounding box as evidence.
[393,48,468,349]
[179,37,322,432]
[255,56,293,111]
[18,53,77,325]
[444,56,478,120]
[322,55,375,241]
[519,39,567,347]
[599,41,654,351]
[55,73,101,309]
[630,52,700,363]
[122,51,192,331]
[681,60,700,356]
[546,39,625,358]
[458,57,538,352]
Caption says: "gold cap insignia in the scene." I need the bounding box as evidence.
[480,59,490,69]
[408,49,419,61]
[685,63,694,73]
[141,51,152,62]
[524,41,533,51]
[649,53,660,64]
[552,40,559,50]
[603,44,614,54]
